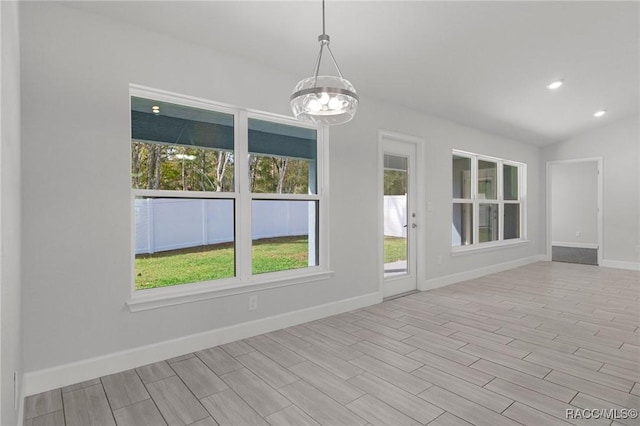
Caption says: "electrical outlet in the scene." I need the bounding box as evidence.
[575,231,581,237]
[248,295,258,311]
[437,255,442,265]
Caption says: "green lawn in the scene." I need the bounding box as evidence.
[135,236,310,290]
[135,236,408,290]
[384,236,407,263]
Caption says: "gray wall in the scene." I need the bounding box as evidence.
[1,1,23,424]
[20,2,543,379]
[544,115,640,265]
[550,161,598,245]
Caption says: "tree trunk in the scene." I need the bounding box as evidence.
[216,151,230,192]
[131,143,140,189]
[148,144,162,189]
[276,158,289,194]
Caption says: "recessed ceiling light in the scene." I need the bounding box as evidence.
[593,110,607,117]
[547,80,563,90]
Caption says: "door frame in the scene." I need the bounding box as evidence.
[378,130,425,299]
[546,157,603,265]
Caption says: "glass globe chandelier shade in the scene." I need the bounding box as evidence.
[290,0,358,126]
[290,75,358,125]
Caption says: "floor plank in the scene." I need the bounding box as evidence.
[101,369,149,410]
[412,364,513,413]
[265,405,320,426]
[26,262,639,426]
[112,399,167,426]
[145,376,209,426]
[502,402,572,426]
[349,355,431,395]
[24,389,63,420]
[62,384,115,426]
[200,388,268,426]
[346,394,422,426]
[417,385,520,426]
[278,380,367,426]
[289,361,365,405]
[171,356,228,399]
[348,372,443,424]
[136,361,175,384]
[236,350,299,389]
[220,368,291,417]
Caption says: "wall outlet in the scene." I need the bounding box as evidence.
[575,231,581,237]
[437,255,442,265]
[248,295,258,311]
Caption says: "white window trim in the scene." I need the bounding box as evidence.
[127,85,331,312]
[452,149,528,253]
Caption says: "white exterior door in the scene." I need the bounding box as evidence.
[380,134,419,298]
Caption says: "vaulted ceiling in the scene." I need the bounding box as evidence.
[64,1,639,146]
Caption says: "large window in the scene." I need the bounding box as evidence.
[131,88,325,294]
[452,150,525,250]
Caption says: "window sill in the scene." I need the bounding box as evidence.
[451,239,529,256]
[126,269,334,313]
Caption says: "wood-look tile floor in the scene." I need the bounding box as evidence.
[25,262,640,426]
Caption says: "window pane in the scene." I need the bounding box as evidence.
[452,155,471,198]
[479,203,499,242]
[134,197,235,290]
[452,203,473,246]
[131,97,235,192]
[252,200,318,274]
[248,119,317,194]
[504,203,520,240]
[504,164,518,200]
[478,160,497,199]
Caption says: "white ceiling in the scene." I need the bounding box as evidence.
[64,0,639,146]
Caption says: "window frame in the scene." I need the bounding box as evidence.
[452,149,527,254]
[128,85,331,312]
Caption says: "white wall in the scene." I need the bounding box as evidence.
[1,1,23,424]
[550,161,598,246]
[20,2,544,390]
[544,116,640,267]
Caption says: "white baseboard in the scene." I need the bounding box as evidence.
[420,255,546,291]
[600,259,640,271]
[24,292,381,397]
[552,241,599,249]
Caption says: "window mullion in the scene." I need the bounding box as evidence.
[472,157,479,246]
[237,110,252,283]
[498,160,504,241]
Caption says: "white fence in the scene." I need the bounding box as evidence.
[135,195,407,254]
[135,198,312,254]
[384,195,407,238]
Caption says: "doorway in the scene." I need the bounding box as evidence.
[379,131,422,298]
[547,158,602,266]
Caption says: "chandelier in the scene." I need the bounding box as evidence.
[290,0,358,126]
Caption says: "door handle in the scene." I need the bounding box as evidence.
[412,223,417,229]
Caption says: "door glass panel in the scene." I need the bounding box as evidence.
[383,154,408,278]
[479,203,499,242]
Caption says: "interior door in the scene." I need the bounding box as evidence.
[382,137,418,298]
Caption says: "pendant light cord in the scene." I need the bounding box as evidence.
[322,0,326,36]
[311,0,344,83]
